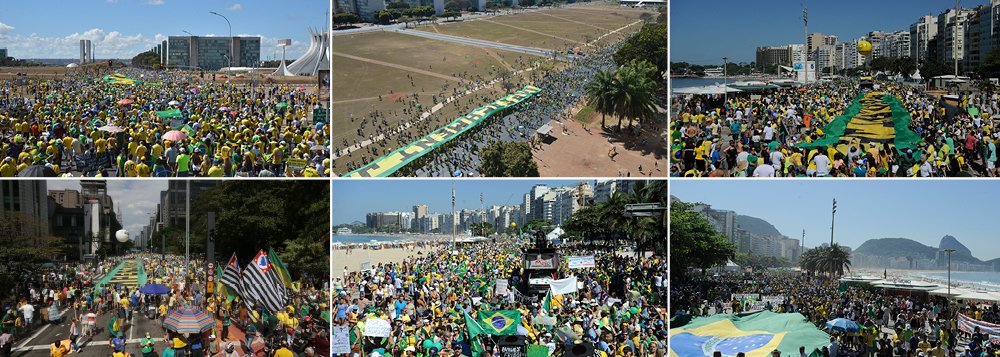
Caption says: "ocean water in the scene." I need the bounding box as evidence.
[672,77,729,90]
[332,234,417,243]
[920,271,1000,289]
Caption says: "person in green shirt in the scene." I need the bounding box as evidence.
[141,332,155,357]
[176,148,191,177]
[221,310,231,341]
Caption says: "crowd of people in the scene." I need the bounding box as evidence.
[334,25,648,177]
[671,79,1000,177]
[0,253,329,357]
[672,271,1000,356]
[333,238,668,356]
[0,66,330,178]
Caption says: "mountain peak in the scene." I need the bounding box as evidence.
[939,235,972,256]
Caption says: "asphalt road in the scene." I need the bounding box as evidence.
[10,307,166,357]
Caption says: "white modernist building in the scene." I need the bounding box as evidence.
[275,28,330,76]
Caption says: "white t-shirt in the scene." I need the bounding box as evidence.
[814,154,832,175]
[763,126,775,140]
[770,151,784,166]
[920,162,933,177]
[19,304,34,319]
[753,164,776,177]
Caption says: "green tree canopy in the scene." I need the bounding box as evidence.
[613,22,667,77]
[131,50,160,69]
[478,141,539,177]
[670,201,736,281]
[333,12,363,25]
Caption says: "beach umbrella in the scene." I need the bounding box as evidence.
[295,86,307,91]
[219,106,230,111]
[163,130,187,141]
[275,102,289,109]
[168,100,180,106]
[825,318,860,332]
[163,306,215,334]
[311,145,328,152]
[98,125,125,133]
[17,165,57,177]
[139,283,170,295]
[117,99,134,106]
[453,170,462,177]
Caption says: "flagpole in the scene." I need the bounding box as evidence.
[185,180,190,267]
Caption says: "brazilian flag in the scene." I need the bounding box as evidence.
[477,310,520,335]
[670,311,829,357]
[107,315,121,336]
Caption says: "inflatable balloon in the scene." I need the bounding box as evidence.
[857,41,873,56]
[630,307,639,314]
[423,340,434,349]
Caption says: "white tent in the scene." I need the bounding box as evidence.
[958,291,1000,303]
[66,63,79,68]
[721,260,740,272]
[546,227,564,240]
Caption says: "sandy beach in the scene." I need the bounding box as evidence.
[333,246,441,274]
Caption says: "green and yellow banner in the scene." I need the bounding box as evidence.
[670,311,829,357]
[102,73,141,85]
[345,85,542,177]
[796,92,921,153]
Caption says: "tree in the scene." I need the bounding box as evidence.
[131,51,160,69]
[470,222,494,236]
[920,60,950,81]
[612,60,658,131]
[670,201,736,282]
[0,212,63,301]
[979,47,1000,78]
[387,1,411,9]
[441,9,462,19]
[585,69,618,129]
[478,141,539,177]
[613,22,667,78]
[799,244,851,277]
[445,0,472,11]
[333,12,363,25]
[375,9,402,24]
[185,181,330,281]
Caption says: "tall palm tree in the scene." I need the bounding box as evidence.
[584,69,618,129]
[799,244,852,277]
[613,61,658,131]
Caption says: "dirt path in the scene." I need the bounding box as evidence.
[482,48,516,72]
[332,51,472,83]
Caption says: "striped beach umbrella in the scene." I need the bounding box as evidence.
[163,306,215,334]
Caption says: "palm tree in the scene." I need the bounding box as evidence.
[799,244,852,277]
[613,61,658,132]
[584,69,618,129]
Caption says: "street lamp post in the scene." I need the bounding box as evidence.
[944,248,956,325]
[830,198,837,246]
[723,57,729,105]
[209,11,233,68]
[182,30,195,37]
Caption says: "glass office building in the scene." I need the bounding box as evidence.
[165,36,260,70]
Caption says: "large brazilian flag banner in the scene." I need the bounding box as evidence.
[796,92,921,153]
[669,311,829,357]
[102,73,141,85]
[346,85,542,177]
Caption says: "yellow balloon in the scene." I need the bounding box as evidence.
[857,41,873,56]
[510,222,517,228]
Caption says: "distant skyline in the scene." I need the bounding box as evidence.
[47,180,165,241]
[671,180,1000,261]
[332,180,588,225]
[0,0,327,60]
[673,0,990,64]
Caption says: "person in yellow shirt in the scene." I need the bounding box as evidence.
[0,157,14,177]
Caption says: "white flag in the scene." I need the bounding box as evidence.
[549,276,578,295]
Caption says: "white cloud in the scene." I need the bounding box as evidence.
[0,22,14,35]
[148,0,164,5]
[228,3,242,11]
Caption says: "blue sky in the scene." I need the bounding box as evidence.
[0,0,327,59]
[671,180,1000,261]
[333,180,587,224]
[673,0,990,65]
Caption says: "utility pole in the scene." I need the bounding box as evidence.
[723,57,729,104]
[830,198,837,246]
[185,180,190,266]
[803,6,809,84]
[452,181,456,246]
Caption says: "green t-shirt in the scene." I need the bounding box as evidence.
[141,338,154,353]
[176,154,190,172]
